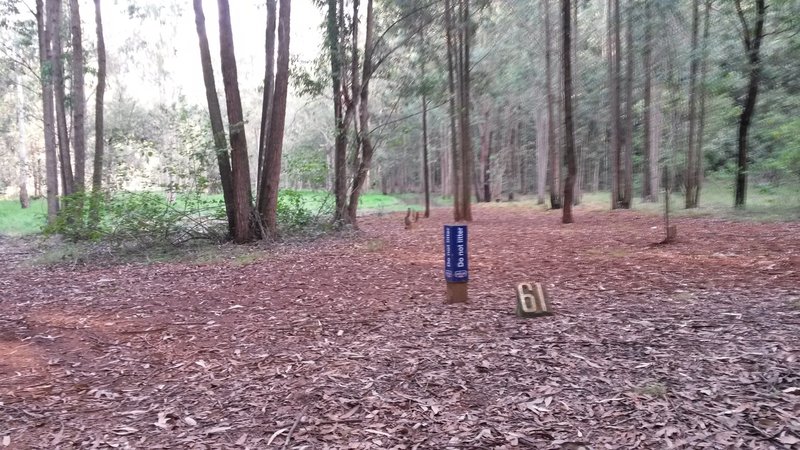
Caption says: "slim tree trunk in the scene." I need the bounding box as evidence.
[347,0,376,226]
[651,82,663,198]
[257,0,277,196]
[608,0,622,209]
[69,0,86,192]
[686,0,700,208]
[16,75,30,209]
[696,0,711,206]
[734,0,765,208]
[459,0,473,221]
[544,0,561,209]
[536,108,548,204]
[259,0,291,237]
[562,0,577,223]
[330,0,348,224]
[193,0,236,236]
[36,0,59,222]
[642,0,653,201]
[49,0,74,197]
[621,0,633,208]
[217,0,254,243]
[422,91,431,217]
[445,0,463,221]
[89,0,106,225]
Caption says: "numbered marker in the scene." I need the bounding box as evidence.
[515,282,552,318]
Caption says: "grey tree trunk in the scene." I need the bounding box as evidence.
[70,0,86,192]
[217,0,254,243]
[89,0,106,226]
[686,0,701,208]
[256,0,277,196]
[36,0,60,222]
[16,75,30,209]
[48,0,74,197]
[193,0,236,236]
[562,0,577,223]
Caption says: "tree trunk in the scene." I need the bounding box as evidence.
[49,0,74,197]
[193,0,236,236]
[651,82,663,198]
[544,0,561,209]
[36,0,60,222]
[89,0,106,225]
[642,0,653,201]
[70,0,86,192]
[459,0,473,221]
[562,0,577,223]
[16,75,30,209]
[479,101,492,202]
[422,91,431,217]
[329,0,348,224]
[536,109,548,205]
[347,0,377,226]
[734,0,765,208]
[259,0,291,237]
[608,0,622,209]
[696,0,711,206]
[217,0,254,243]
[257,0,277,196]
[445,0,463,221]
[685,0,700,208]
[621,0,633,209]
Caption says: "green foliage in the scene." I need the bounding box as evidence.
[276,189,315,231]
[44,191,227,247]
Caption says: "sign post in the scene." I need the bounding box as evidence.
[444,225,469,303]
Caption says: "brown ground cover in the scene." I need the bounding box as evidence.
[1,205,798,449]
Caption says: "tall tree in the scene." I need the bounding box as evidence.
[69,0,86,192]
[444,0,463,220]
[192,0,236,236]
[257,0,277,196]
[642,0,654,201]
[562,0,577,223]
[621,0,633,208]
[457,0,473,221]
[48,0,74,196]
[685,0,701,208]
[16,74,30,208]
[544,0,561,209]
[259,0,291,237]
[328,0,348,224]
[733,0,766,208]
[89,0,106,225]
[420,48,431,218]
[217,0,254,243]
[35,0,59,222]
[607,0,622,209]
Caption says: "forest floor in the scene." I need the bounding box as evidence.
[1,205,799,449]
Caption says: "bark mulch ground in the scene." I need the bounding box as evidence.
[1,205,798,449]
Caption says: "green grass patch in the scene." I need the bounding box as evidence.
[0,199,47,236]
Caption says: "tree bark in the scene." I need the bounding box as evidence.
[347,0,376,226]
[329,0,348,224]
[621,0,633,209]
[685,0,701,208]
[642,0,653,201]
[89,0,106,225]
[259,0,291,237]
[36,0,60,222]
[193,0,236,236]
[217,0,254,243]
[16,75,30,209]
[257,0,277,196]
[70,0,86,192]
[48,0,74,197]
[445,0,463,221]
[734,0,765,208]
[536,108,548,205]
[562,0,577,223]
[608,0,622,209]
[544,0,561,209]
[458,0,473,221]
[422,90,431,217]
[696,0,711,206]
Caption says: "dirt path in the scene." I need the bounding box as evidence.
[1,206,798,449]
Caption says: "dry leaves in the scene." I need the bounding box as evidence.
[0,207,798,448]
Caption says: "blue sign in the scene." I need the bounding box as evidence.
[444,225,468,283]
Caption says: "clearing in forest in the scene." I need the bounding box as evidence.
[1,206,798,449]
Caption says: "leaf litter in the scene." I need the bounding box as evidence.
[0,206,798,448]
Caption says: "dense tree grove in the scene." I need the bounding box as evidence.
[0,0,798,239]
